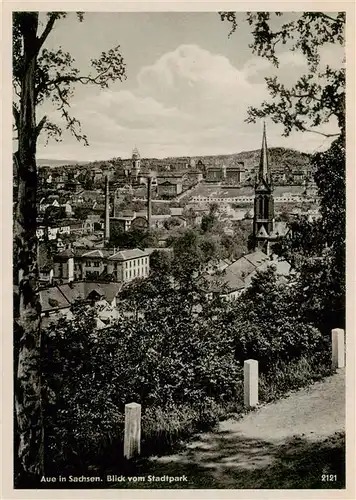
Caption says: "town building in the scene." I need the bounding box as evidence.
[202,250,291,300]
[156,177,183,198]
[39,281,124,330]
[52,246,150,284]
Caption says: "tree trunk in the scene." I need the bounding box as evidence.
[14,12,44,486]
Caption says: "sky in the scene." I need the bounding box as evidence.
[30,12,344,161]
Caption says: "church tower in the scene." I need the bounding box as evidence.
[252,123,274,250]
[131,146,141,180]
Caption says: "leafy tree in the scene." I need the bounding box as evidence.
[149,249,172,274]
[74,206,92,221]
[296,134,345,331]
[42,287,239,471]
[273,217,324,267]
[13,11,126,484]
[201,203,220,233]
[225,267,327,372]
[110,224,159,250]
[163,217,181,230]
[220,11,345,331]
[152,203,171,215]
[43,205,66,222]
[220,12,345,137]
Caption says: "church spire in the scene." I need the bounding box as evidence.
[259,121,269,183]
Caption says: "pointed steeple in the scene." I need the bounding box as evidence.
[259,121,269,183]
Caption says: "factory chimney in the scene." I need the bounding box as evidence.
[104,175,110,244]
[147,174,153,229]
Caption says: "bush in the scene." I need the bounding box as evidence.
[42,301,240,469]
[228,266,327,372]
[42,265,334,472]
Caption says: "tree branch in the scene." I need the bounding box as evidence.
[317,12,344,25]
[301,127,340,138]
[36,14,58,52]
[35,70,110,103]
[35,116,47,138]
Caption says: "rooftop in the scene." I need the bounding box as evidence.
[40,287,71,312]
[108,248,150,261]
[203,251,289,294]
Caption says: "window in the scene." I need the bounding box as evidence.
[94,262,99,267]
[129,270,132,278]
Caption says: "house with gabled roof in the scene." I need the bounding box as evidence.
[202,250,291,300]
[39,281,123,330]
[52,246,150,283]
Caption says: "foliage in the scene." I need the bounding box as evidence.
[220,11,345,136]
[42,295,240,468]
[273,217,324,266]
[109,226,160,249]
[225,267,327,372]
[259,353,333,403]
[13,11,127,482]
[74,207,92,220]
[273,134,345,331]
[163,217,181,230]
[166,222,249,276]
[149,249,172,274]
[152,203,171,215]
[201,203,220,233]
[13,12,127,144]
[41,261,334,471]
[220,12,345,332]
[43,205,66,222]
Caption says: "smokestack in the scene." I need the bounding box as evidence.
[104,175,110,244]
[147,176,152,229]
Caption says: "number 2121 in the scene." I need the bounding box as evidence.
[322,475,337,482]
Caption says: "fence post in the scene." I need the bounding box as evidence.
[244,359,259,408]
[332,328,345,369]
[124,402,141,459]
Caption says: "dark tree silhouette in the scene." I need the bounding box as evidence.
[13,11,126,484]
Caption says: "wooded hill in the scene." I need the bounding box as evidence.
[37,147,313,175]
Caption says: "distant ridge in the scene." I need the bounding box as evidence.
[37,158,86,167]
[37,147,310,170]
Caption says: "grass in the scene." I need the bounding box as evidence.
[259,355,334,404]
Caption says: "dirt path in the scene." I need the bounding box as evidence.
[147,369,345,488]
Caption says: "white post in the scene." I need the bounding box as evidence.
[332,328,345,369]
[124,402,141,459]
[244,359,259,408]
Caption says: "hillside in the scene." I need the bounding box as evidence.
[39,148,313,175]
[192,148,312,173]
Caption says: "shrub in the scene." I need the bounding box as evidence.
[41,265,334,471]
[42,301,241,469]
[228,266,327,372]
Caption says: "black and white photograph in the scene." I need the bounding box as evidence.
[3,3,354,496]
